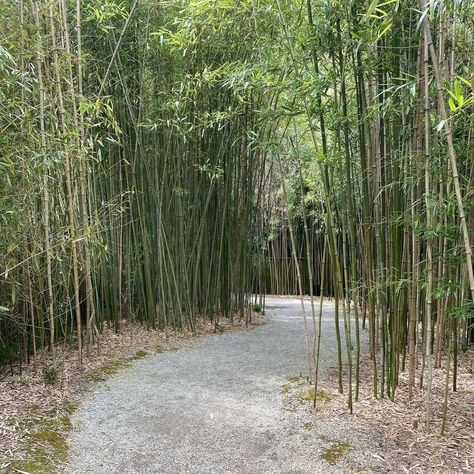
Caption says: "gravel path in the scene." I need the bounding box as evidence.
[65,297,370,474]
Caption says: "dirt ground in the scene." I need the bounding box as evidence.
[1,297,472,473]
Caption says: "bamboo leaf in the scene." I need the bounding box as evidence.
[457,75,472,88]
[367,0,379,16]
[374,21,393,42]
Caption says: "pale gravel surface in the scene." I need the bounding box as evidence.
[65,297,374,474]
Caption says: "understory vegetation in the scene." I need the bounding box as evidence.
[1,0,473,434]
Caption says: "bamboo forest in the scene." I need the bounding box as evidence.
[0,0,473,472]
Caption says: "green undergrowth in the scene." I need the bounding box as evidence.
[3,346,172,472]
[155,345,178,353]
[83,349,151,383]
[295,387,332,404]
[320,439,353,464]
[83,358,132,383]
[4,400,78,474]
[281,374,332,407]
[279,375,362,468]
[128,349,149,360]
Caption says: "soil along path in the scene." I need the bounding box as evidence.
[65,297,370,473]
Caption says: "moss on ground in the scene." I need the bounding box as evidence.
[321,440,353,464]
[83,359,131,383]
[83,349,152,382]
[5,404,76,474]
[128,349,149,360]
[294,388,331,403]
[281,375,331,415]
[62,399,79,415]
[4,345,174,473]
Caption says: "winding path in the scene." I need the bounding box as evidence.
[65,297,366,473]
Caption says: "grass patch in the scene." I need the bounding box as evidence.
[294,388,331,403]
[62,399,79,415]
[83,359,131,383]
[42,365,60,384]
[287,375,299,382]
[321,440,353,464]
[31,427,65,444]
[281,383,292,394]
[303,422,314,430]
[128,349,149,360]
[7,457,56,474]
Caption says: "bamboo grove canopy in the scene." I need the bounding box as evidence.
[0,0,473,420]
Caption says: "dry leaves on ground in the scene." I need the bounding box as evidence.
[312,349,474,473]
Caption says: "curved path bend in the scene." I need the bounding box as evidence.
[65,297,369,474]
